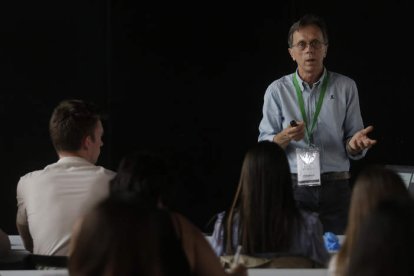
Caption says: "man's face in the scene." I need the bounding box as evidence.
[89,120,104,164]
[288,24,327,76]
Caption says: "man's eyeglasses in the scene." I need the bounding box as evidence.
[291,40,326,51]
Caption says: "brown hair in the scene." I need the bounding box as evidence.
[335,165,411,276]
[69,197,191,276]
[49,99,100,152]
[346,198,414,276]
[224,141,301,254]
[287,14,329,47]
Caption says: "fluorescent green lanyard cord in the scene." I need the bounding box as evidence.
[292,72,329,145]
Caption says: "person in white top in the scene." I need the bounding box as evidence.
[16,99,116,256]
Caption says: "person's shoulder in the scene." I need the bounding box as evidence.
[66,157,116,178]
[267,73,293,88]
[170,212,202,237]
[94,166,116,178]
[18,167,48,183]
[328,71,356,84]
[264,73,294,98]
[216,211,226,221]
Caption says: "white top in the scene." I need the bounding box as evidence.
[248,268,328,276]
[16,157,116,256]
[0,270,68,275]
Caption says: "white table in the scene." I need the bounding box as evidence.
[248,268,328,276]
[9,236,25,251]
[0,270,68,275]
[337,235,345,245]
[0,236,30,269]
[204,234,346,252]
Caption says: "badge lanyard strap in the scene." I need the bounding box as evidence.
[292,72,329,145]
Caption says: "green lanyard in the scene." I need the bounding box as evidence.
[292,72,329,145]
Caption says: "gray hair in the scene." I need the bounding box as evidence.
[287,14,329,47]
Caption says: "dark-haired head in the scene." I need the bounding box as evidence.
[346,164,411,241]
[225,141,299,254]
[346,197,414,276]
[336,165,412,275]
[110,151,173,207]
[49,99,101,152]
[69,197,191,276]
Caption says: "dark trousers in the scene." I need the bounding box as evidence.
[292,178,351,234]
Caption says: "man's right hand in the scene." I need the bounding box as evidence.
[273,121,305,148]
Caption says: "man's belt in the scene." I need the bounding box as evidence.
[291,171,351,181]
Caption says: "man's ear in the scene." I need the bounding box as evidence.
[288,48,295,61]
[82,135,92,150]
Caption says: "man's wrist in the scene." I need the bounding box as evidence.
[346,141,360,155]
[273,132,291,148]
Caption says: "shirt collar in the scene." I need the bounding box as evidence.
[295,67,327,90]
[57,156,92,165]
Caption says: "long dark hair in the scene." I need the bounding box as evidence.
[109,151,173,207]
[69,198,191,276]
[224,141,301,254]
[336,165,411,276]
[346,198,414,276]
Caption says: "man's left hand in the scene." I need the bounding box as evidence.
[347,125,377,155]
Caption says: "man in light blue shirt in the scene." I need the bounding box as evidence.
[258,14,376,234]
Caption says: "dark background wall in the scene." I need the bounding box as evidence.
[0,0,412,234]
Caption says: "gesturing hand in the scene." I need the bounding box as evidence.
[347,125,377,155]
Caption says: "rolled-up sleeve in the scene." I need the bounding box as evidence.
[258,85,283,142]
[16,177,28,226]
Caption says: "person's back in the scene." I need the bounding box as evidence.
[212,209,327,266]
[345,198,414,276]
[16,99,115,255]
[17,157,114,255]
[107,151,247,276]
[328,165,412,276]
[211,141,329,266]
[69,197,193,276]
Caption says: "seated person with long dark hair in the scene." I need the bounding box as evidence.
[211,141,329,267]
[328,165,412,276]
[70,151,246,276]
[69,197,193,275]
[345,198,414,276]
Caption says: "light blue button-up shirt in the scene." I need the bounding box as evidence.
[258,69,366,173]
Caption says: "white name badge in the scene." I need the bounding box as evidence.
[296,147,321,186]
